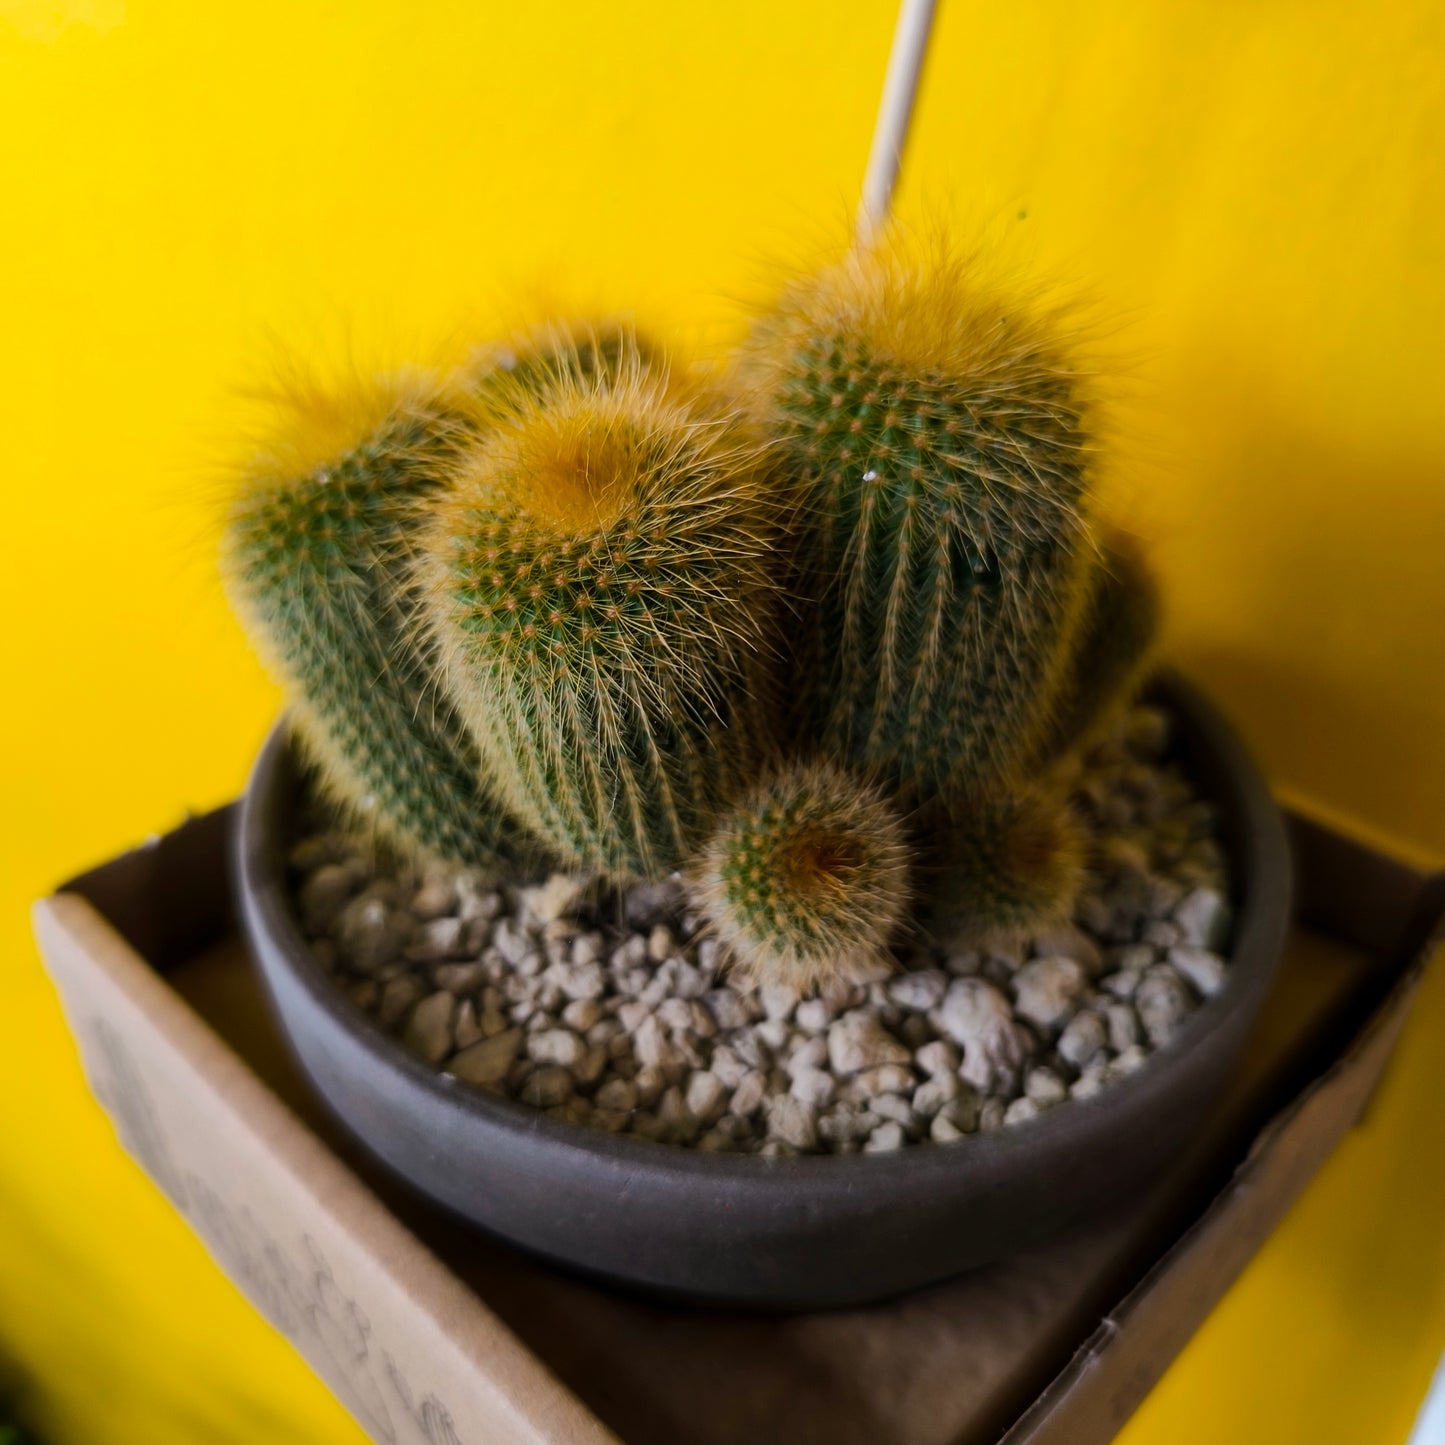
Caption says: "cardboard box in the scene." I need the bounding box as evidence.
[31,806,1445,1445]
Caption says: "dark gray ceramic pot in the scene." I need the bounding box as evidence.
[234,674,1291,1308]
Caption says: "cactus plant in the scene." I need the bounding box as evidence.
[1035,531,1161,767]
[743,237,1097,805]
[924,785,1086,949]
[224,369,525,868]
[692,759,912,993]
[224,326,644,868]
[420,337,780,880]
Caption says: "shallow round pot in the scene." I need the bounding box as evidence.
[234,673,1291,1308]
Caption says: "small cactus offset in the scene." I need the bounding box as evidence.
[924,786,1086,950]
[421,334,781,880]
[224,369,526,869]
[692,759,912,993]
[1034,532,1161,768]
[744,237,1097,805]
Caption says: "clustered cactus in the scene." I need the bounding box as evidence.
[226,236,1160,996]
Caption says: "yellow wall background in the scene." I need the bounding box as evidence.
[2,1,1442,1441]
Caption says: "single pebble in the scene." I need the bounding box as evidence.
[1004,1096,1040,1125]
[1012,957,1086,1034]
[402,991,456,1063]
[449,1027,523,1086]
[1136,964,1197,1047]
[1168,945,1229,999]
[870,1093,914,1128]
[704,989,751,1032]
[940,978,1027,1093]
[794,997,835,1033]
[562,998,604,1033]
[522,1067,573,1108]
[786,1036,829,1075]
[595,1078,638,1113]
[685,1070,727,1122]
[914,1039,960,1078]
[709,1046,747,1089]
[1100,969,1143,1001]
[552,960,607,1002]
[492,917,533,967]
[1105,1002,1141,1053]
[615,1000,652,1033]
[611,935,648,972]
[634,1015,686,1074]
[1174,886,1232,950]
[864,1121,907,1153]
[827,1011,910,1074]
[790,1067,837,1109]
[760,982,798,1022]
[886,969,948,1012]
[299,863,363,929]
[455,880,501,924]
[978,1099,1007,1132]
[433,961,487,996]
[527,1028,585,1070]
[1025,1066,1068,1109]
[1142,919,1183,948]
[453,998,484,1050]
[406,916,467,964]
[857,1062,916,1095]
[911,1074,960,1117]
[766,1095,818,1151]
[930,1113,966,1143]
[520,874,587,925]
[1057,1010,1108,1070]
[729,1071,767,1117]
[1029,925,1104,977]
[634,1065,667,1105]
[378,975,422,1027]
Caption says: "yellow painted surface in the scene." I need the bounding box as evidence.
[1,1,1442,1440]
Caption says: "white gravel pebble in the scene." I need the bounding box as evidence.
[1012,957,1087,1034]
[864,1121,907,1153]
[827,1011,911,1074]
[449,1028,522,1086]
[940,979,1028,1093]
[1057,1010,1108,1070]
[1174,887,1232,950]
[886,970,948,1012]
[1135,965,1197,1048]
[1168,945,1230,999]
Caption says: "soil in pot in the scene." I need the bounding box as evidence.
[284,700,1233,1157]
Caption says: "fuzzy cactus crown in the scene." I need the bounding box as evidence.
[224,240,1159,993]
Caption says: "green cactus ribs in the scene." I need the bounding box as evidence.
[225,379,526,868]
[424,345,780,880]
[692,759,912,994]
[750,241,1097,803]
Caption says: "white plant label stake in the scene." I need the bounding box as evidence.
[857,0,940,243]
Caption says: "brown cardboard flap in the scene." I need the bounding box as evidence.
[1000,953,1428,1444]
[35,811,1445,1445]
[33,893,620,1445]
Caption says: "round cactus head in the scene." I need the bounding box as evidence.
[925,787,1086,951]
[692,759,912,995]
[422,331,781,880]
